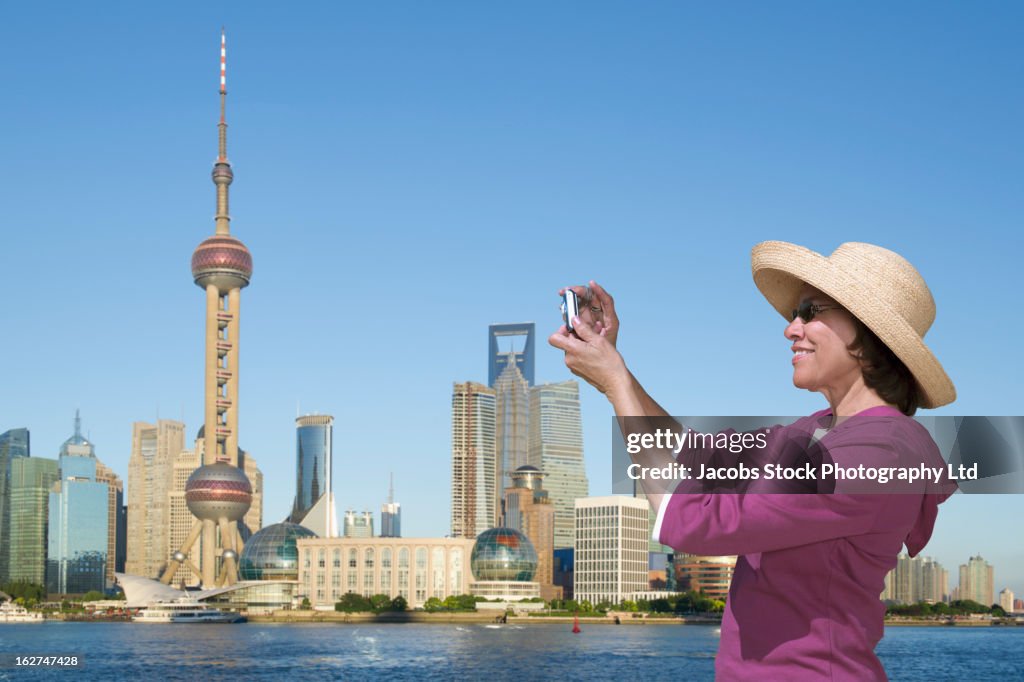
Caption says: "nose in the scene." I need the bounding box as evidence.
[784,317,803,342]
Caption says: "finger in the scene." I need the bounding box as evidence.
[548,329,584,352]
[590,280,616,318]
[571,315,599,342]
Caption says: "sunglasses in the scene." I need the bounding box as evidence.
[791,301,843,323]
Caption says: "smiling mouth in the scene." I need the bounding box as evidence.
[793,350,814,363]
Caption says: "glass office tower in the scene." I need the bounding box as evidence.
[48,424,109,595]
[8,457,59,585]
[0,428,30,583]
[48,460,109,594]
[289,414,336,537]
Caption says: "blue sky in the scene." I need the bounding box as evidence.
[1,3,1021,596]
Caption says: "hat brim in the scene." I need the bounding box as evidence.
[751,241,956,409]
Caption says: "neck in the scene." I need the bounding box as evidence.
[822,376,894,426]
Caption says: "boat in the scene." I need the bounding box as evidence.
[0,600,45,623]
[133,597,244,623]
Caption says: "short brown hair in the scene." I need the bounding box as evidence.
[847,320,920,416]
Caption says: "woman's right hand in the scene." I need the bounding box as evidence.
[558,280,619,347]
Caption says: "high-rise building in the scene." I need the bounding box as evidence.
[503,465,559,600]
[48,417,109,595]
[8,457,59,585]
[958,555,994,607]
[381,473,401,538]
[162,30,254,589]
[343,510,375,538]
[999,588,1015,614]
[0,427,30,583]
[488,323,535,387]
[529,381,588,549]
[167,445,202,587]
[882,553,948,604]
[493,353,530,518]
[126,419,185,578]
[451,382,497,539]
[289,415,337,538]
[573,496,649,605]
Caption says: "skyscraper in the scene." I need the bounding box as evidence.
[451,382,497,539]
[381,473,401,538]
[574,496,649,605]
[48,415,109,595]
[503,465,559,600]
[0,427,30,583]
[162,30,254,588]
[529,381,588,549]
[882,553,948,604]
[493,352,530,518]
[289,415,337,538]
[488,323,535,387]
[958,554,995,606]
[126,419,185,578]
[8,456,58,586]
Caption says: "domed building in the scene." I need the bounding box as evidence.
[239,522,316,580]
[469,528,542,603]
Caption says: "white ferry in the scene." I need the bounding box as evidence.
[0,600,45,623]
[133,597,243,623]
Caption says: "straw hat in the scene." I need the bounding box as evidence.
[751,241,955,408]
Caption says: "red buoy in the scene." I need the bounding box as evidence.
[572,611,581,634]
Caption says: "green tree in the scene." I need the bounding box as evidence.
[620,600,638,612]
[370,594,392,612]
[423,597,444,613]
[81,590,105,602]
[650,598,672,613]
[335,592,372,613]
[578,600,593,612]
[389,595,408,612]
[300,597,312,610]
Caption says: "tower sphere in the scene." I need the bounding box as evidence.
[191,234,253,292]
[185,461,252,522]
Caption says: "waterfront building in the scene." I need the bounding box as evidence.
[343,510,374,538]
[573,496,649,605]
[469,527,541,601]
[502,466,559,600]
[0,427,30,583]
[493,353,530,517]
[288,415,337,538]
[1014,598,1024,613]
[161,30,254,589]
[451,381,497,538]
[381,473,401,538]
[488,322,535,387]
[118,521,305,614]
[999,588,1014,613]
[958,555,994,607]
[7,457,59,585]
[126,419,185,578]
[673,554,736,600]
[882,553,948,604]
[297,536,475,609]
[48,421,109,595]
[529,381,588,549]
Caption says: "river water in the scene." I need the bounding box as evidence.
[0,622,1021,680]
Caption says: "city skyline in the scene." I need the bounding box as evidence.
[1,4,1022,597]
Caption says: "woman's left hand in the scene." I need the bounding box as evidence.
[548,314,631,399]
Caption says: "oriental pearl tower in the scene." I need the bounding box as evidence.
[161,29,253,588]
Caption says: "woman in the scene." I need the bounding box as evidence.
[549,241,955,680]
